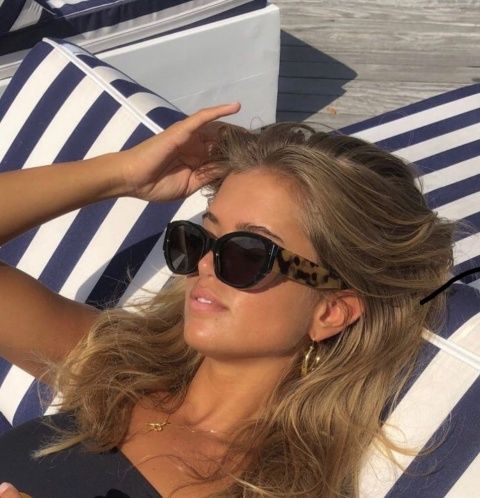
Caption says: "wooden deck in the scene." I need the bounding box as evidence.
[274,0,480,130]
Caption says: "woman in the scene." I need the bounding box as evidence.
[0,102,467,498]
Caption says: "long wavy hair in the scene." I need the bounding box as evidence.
[34,122,476,497]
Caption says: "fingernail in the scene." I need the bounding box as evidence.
[0,482,13,494]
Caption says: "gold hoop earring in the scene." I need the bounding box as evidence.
[301,339,320,377]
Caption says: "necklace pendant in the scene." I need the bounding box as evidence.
[146,421,170,432]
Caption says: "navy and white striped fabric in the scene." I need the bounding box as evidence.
[0,0,267,60]
[36,0,126,14]
[0,0,45,35]
[36,0,266,18]
[0,1,26,34]
[341,88,480,497]
[0,38,478,497]
[0,37,195,426]
[342,86,480,291]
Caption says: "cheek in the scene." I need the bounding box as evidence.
[232,284,314,343]
[182,278,315,354]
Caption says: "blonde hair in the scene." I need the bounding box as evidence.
[35,122,476,497]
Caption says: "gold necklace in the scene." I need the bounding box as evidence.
[145,412,228,435]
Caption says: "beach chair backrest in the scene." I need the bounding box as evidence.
[0,38,478,497]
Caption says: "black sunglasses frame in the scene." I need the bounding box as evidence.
[163,220,344,290]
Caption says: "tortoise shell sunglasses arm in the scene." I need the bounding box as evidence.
[271,247,343,289]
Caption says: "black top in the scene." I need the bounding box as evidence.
[0,412,162,498]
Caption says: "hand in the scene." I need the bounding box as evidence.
[0,482,32,498]
[119,102,242,202]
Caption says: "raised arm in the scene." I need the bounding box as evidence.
[0,154,124,381]
[0,154,125,246]
[0,102,241,382]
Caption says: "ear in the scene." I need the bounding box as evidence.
[308,291,365,342]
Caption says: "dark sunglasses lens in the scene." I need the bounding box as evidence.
[219,236,268,287]
[167,224,205,274]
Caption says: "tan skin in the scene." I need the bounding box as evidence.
[119,169,364,497]
[0,103,364,498]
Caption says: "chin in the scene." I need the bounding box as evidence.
[184,320,217,343]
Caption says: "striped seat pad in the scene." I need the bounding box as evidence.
[0,0,267,68]
[337,86,480,497]
[0,0,46,35]
[0,36,193,425]
[0,38,478,498]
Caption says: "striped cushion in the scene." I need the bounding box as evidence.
[0,0,45,34]
[0,1,25,34]
[359,287,479,498]
[36,0,122,15]
[341,88,480,497]
[0,37,196,426]
[0,38,478,497]
[36,0,266,18]
[341,85,480,290]
[6,0,268,48]
[0,0,268,71]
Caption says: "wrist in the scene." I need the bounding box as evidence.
[88,152,133,199]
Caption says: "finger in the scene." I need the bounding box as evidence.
[163,115,233,164]
[157,104,242,171]
[193,163,226,187]
[183,103,241,133]
[175,125,231,167]
[0,482,31,498]
[200,122,231,145]
[200,120,248,148]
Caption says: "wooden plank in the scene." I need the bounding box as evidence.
[275,0,480,25]
[277,80,458,115]
[274,0,479,126]
[280,45,480,69]
[279,62,479,83]
[279,26,480,56]
[276,111,370,132]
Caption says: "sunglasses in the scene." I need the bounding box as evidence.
[163,220,343,290]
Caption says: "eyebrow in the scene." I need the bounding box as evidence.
[201,210,285,244]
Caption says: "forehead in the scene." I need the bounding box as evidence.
[207,169,305,238]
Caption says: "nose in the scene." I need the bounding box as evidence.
[197,248,216,278]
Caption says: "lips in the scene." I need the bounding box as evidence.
[190,285,228,310]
